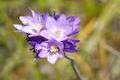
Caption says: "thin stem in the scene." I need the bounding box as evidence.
[64,54,82,80]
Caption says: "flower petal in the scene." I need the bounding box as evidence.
[46,16,69,41]
[47,54,59,64]
[13,24,23,30]
[19,16,33,24]
[62,39,79,52]
[21,26,37,34]
[38,50,49,58]
[27,35,47,45]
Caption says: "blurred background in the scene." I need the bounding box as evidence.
[0,0,120,80]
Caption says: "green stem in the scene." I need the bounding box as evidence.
[64,54,82,80]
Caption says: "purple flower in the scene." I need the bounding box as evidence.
[13,9,48,36]
[42,14,80,41]
[34,39,64,64]
[13,9,80,64]
[27,35,79,53]
[13,10,80,41]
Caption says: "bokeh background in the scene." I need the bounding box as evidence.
[0,0,120,80]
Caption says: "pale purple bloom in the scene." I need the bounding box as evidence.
[42,14,80,41]
[34,39,64,64]
[13,10,80,41]
[13,10,48,36]
[27,36,79,54]
[13,9,80,64]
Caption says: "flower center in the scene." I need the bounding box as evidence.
[49,45,59,54]
[32,23,42,32]
[51,27,64,39]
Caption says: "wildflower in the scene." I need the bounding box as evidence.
[14,9,80,64]
[13,10,48,36]
[34,39,64,64]
[27,36,79,64]
[43,14,80,41]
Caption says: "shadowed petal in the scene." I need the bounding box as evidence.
[62,39,80,52]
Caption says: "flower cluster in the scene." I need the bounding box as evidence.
[14,9,80,64]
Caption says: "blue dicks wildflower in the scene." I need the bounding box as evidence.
[14,9,80,64]
[14,9,48,36]
[43,14,80,41]
[34,39,64,64]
